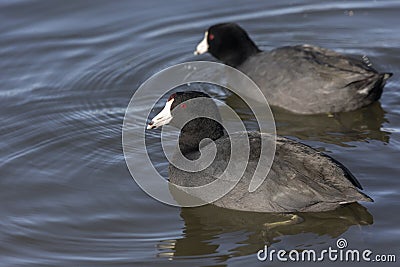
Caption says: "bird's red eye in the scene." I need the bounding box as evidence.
[208,33,214,41]
[168,93,176,101]
[180,103,187,109]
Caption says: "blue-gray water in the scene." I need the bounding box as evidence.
[0,0,399,266]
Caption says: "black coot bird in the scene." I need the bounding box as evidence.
[194,23,392,114]
[147,91,373,212]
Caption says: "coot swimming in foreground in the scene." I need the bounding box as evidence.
[147,91,373,212]
[194,23,392,114]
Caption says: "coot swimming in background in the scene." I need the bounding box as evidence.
[147,91,373,212]
[194,23,392,114]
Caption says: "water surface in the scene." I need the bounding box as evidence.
[0,0,399,266]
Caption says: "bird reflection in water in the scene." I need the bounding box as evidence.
[156,203,372,260]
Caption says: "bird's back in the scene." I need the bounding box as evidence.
[169,132,372,212]
[239,45,391,114]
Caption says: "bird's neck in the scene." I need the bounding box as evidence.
[219,42,261,67]
[178,118,224,156]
